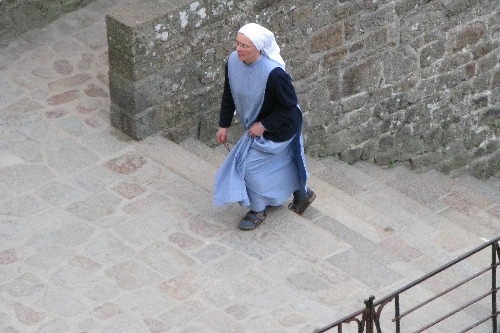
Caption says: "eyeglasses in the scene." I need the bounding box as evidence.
[234,41,254,50]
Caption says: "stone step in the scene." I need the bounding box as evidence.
[355,163,500,240]
[396,169,500,240]
[180,139,490,274]
[179,137,227,168]
[178,137,500,251]
[134,135,352,259]
[134,135,217,193]
[486,176,500,192]
[309,160,491,274]
[142,136,497,330]
[455,174,500,205]
[129,137,362,330]
[179,138,395,244]
[354,162,500,214]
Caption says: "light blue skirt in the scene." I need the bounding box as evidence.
[213,132,307,211]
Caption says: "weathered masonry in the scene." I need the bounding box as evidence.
[106,0,500,179]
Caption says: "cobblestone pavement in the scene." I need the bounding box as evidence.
[0,1,339,332]
[1,1,500,332]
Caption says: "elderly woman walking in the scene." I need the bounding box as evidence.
[213,23,315,230]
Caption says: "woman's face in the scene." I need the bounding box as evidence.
[235,33,260,65]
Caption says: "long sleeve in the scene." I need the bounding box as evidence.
[257,67,301,142]
[219,62,235,128]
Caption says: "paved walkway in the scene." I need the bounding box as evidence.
[1,1,499,332]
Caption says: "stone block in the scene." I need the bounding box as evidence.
[344,19,357,40]
[339,146,364,165]
[472,73,492,95]
[110,104,158,140]
[477,53,498,74]
[291,4,313,27]
[472,41,500,60]
[383,46,418,84]
[302,125,328,156]
[395,0,420,16]
[439,52,472,74]
[443,0,482,17]
[106,18,167,83]
[378,133,395,151]
[109,69,189,114]
[254,0,276,12]
[310,25,343,54]
[400,9,444,43]
[491,87,500,107]
[341,59,380,97]
[106,0,230,140]
[489,15,500,39]
[373,93,409,117]
[349,40,364,53]
[106,0,193,81]
[436,70,468,89]
[341,93,368,113]
[311,80,340,116]
[480,108,500,127]
[469,152,500,179]
[324,48,348,68]
[365,28,388,50]
[105,18,137,81]
[290,56,320,81]
[471,95,489,110]
[420,41,446,68]
[454,22,486,51]
[108,71,154,116]
[358,4,396,32]
[333,2,361,21]
[340,108,373,131]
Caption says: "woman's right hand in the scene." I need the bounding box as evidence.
[216,127,227,144]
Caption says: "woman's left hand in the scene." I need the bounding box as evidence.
[248,122,265,137]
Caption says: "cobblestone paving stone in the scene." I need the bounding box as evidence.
[1,1,500,332]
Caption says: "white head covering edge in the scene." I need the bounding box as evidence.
[238,23,285,68]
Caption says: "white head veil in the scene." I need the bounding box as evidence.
[238,23,285,68]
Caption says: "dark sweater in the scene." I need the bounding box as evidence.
[219,64,302,142]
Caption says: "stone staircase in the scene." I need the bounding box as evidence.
[133,135,500,332]
[2,0,497,330]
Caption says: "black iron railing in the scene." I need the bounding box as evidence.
[316,236,500,333]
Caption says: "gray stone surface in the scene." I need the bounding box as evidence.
[106,0,499,180]
[0,0,97,46]
[0,1,499,332]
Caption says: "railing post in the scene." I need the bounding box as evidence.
[493,241,498,333]
[395,294,400,333]
[365,296,376,333]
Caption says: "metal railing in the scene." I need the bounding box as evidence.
[316,236,500,333]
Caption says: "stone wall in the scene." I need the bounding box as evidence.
[0,0,95,46]
[107,0,500,179]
